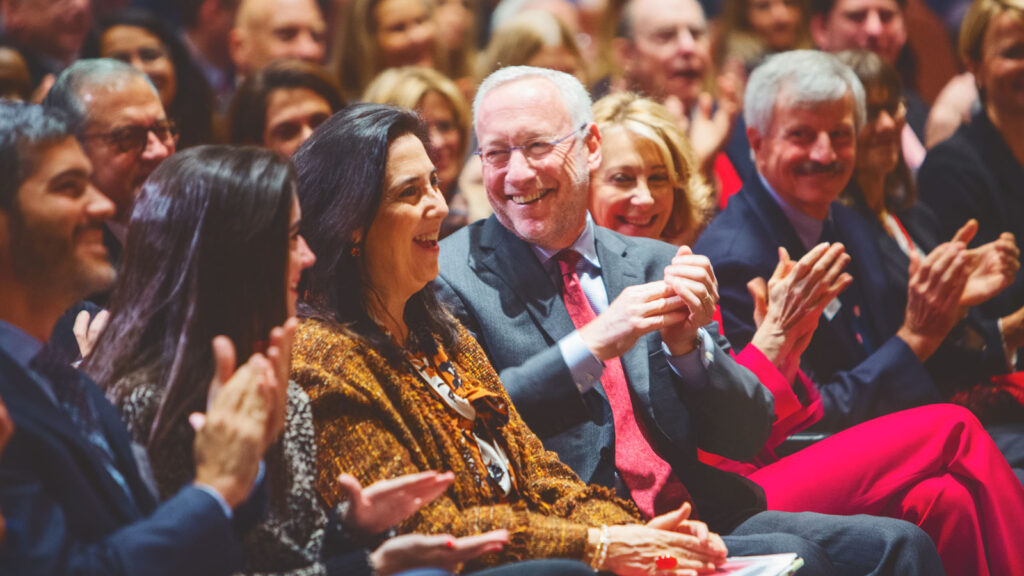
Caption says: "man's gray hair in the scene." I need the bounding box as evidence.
[42,59,158,134]
[473,66,593,134]
[744,50,866,134]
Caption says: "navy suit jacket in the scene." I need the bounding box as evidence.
[693,177,941,432]
[436,216,772,532]
[848,194,1012,388]
[0,346,251,576]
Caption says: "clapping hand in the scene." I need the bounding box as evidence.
[952,220,1020,307]
[370,530,509,576]
[899,240,970,361]
[191,335,279,509]
[337,470,455,536]
[661,246,719,356]
[748,244,852,380]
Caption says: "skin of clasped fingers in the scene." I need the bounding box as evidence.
[604,525,724,576]
[193,357,271,509]
[667,252,718,294]
[580,281,683,360]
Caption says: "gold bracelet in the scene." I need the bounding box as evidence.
[590,525,610,572]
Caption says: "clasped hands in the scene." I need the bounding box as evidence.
[578,245,718,362]
[593,502,727,576]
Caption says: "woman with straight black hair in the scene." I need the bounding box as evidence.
[81,9,214,148]
[85,145,584,576]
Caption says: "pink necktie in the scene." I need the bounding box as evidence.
[555,250,693,519]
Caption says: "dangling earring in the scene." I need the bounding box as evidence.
[350,243,362,257]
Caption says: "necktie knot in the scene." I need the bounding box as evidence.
[554,249,583,278]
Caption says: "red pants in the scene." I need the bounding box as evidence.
[749,405,1024,576]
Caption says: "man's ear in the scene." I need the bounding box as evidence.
[746,125,763,156]
[585,123,602,173]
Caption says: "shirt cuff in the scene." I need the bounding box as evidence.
[558,330,604,393]
[194,461,266,519]
[662,327,714,391]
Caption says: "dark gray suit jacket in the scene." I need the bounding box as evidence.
[436,216,772,532]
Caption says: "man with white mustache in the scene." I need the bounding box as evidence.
[695,50,967,432]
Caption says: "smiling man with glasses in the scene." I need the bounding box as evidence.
[436,66,943,575]
[43,59,176,265]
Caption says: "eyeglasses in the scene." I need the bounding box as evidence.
[81,119,179,155]
[476,123,587,168]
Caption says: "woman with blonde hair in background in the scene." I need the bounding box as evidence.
[589,92,714,247]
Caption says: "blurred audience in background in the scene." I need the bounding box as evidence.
[229,59,344,157]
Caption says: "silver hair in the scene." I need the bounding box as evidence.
[43,59,159,134]
[744,50,866,134]
[473,66,593,135]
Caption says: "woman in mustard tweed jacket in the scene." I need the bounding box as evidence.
[292,103,730,575]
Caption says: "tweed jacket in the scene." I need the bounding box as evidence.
[291,318,641,568]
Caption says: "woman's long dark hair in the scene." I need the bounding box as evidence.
[293,103,459,360]
[86,146,294,451]
[81,9,214,149]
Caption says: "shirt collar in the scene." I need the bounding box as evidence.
[531,213,601,272]
[759,172,827,250]
[0,318,44,370]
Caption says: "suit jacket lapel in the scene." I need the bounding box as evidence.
[744,178,810,258]
[476,217,578,344]
[0,349,142,522]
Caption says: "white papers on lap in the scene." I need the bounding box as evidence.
[717,553,804,575]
